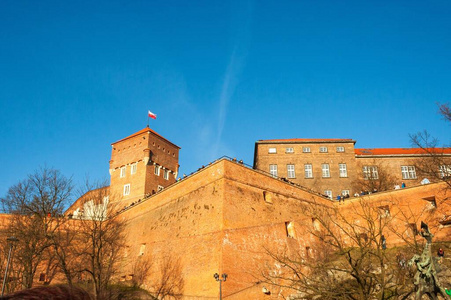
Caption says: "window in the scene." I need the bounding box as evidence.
[319,146,328,153]
[263,191,273,204]
[269,165,278,177]
[324,190,332,199]
[302,147,311,153]
[339,163,347,177]
[336,146,345,152]
[322,164,330,178]
[378,205,390,218]
[120,166,126,178]
[312,218,321,231]
[285,147,294,153]
[363,166,378,180]
[163,169,169,180]
[401,166,416,179]
[154,165,160,176]
[131,163,137,175]
[423,196,437,209]
[439,165,451,178]
[305,246,311,258]
[285,221,295,238]
[268,147,277,154]
[287,164,295,178]
[341,190,350,196]
[123,184,130,196]
[304,164,313,178]
[139,244,146,256]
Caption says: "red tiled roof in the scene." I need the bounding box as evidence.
[355,148,451,156]
[112,127,180,148]
[258,138,355,143]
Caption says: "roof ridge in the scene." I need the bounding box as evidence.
[112,127,180,149]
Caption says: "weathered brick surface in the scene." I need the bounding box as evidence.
[46,129,451,299]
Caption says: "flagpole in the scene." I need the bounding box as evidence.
[147,114,149,128]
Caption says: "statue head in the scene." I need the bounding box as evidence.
[420,221,434,242]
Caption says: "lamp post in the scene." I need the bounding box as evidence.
[1,236,18,296]
[213,272,227,300]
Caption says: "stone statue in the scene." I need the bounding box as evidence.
[408,221,449,300]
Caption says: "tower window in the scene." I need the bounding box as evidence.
[268,147,277,154]
[154,165,160,176]
[120,166,126,178]
[319,147,328,153]
[336,146,345,152]
[131,163,137,175]
[163,169,169,180]
[302,147,311,153]
[123,184,130,196]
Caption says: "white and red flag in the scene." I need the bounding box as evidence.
[148,110,157,120]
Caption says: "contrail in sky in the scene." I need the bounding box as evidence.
[212,1,252,158]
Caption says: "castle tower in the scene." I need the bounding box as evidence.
[109,127,180,205]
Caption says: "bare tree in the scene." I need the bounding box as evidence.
[261,198,416,300]
[0,167,73,290]
[130,256,153,289]
[353,160,398,193]
[438,102,451,123]
[409,103,451,194]
[74,184,127,300]
[47,219,81,286]
[149,255,184,300]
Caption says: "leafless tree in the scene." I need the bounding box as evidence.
[0,167,73,290]
[261,198,416,300]
[353,160,398,193]
[149,255,184,300]
[438,102,451,123]
[74,183,127,300]
[130,256,153,289]
[409,103,451,193]
[47,219,81,286]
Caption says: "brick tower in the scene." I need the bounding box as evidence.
[109,127,180,205]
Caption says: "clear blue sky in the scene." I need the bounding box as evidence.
[1,0,450,198]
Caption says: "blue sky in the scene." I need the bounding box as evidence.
[1,1,450,198]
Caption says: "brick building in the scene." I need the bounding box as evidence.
[61,128,451,299]
[253,138,451,199]
[109,127,180,206]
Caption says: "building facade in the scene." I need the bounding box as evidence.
[60,128,451,299]
[253,138,451,199]
[109,127,180,206]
